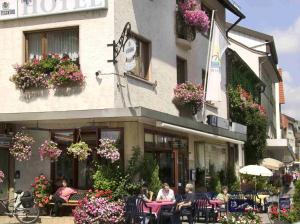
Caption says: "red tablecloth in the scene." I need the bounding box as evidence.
[144,201,175,216]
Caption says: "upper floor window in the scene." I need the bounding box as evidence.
[177,57,187,84]
[25,27,79,61]
[130,34,151,80]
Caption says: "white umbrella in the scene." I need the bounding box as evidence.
[239,165,273,177]
[261,158,284,170]
[239,165,273,192]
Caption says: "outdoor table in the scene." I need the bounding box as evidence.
[144,201,176,217]
[209,199,223,208]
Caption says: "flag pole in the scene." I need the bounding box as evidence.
[202,10,216,119]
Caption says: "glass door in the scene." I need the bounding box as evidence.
[158,152,175,187]
[0,149,9,200]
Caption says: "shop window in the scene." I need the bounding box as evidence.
[144,130,188,189]
[51,128,123,190]
[130,34,151,80]
[25,28,79,61]
[177,57,187,84]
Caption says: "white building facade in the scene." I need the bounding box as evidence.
[0,0,246,198]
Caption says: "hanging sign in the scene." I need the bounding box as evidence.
[125,57,136,72]
[0,0,108,21]
[124,38,137,60]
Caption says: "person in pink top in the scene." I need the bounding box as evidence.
[50,179,77,216]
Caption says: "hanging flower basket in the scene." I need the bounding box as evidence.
[9,132,34,162]
[39,140,62,162]
[67,141,92,161]
[97,139,120,163]
[179,0,210,33]
[0,170,4,183]
[173,82,205,115]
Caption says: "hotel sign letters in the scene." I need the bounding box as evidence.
[0,0,108,20]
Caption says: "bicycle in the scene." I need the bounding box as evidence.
[0,190,40,224]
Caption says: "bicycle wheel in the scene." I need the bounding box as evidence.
[15,203,40,224]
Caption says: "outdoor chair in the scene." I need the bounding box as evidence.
[158,203,177,224]
[194,194,216,223]
[124,196,153,224]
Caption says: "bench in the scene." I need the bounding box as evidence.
[49,191,87,215]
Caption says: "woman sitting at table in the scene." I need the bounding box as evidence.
[139,186,153,203]
[50,179,77,216]
[216,186,229,204]
[156,183,175,202]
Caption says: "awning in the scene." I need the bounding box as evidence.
[156,121,244,145]
[265,139,295,163]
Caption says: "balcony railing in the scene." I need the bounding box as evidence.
[176,11,196,41]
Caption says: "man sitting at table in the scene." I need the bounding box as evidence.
[172,183,196,224]
[156,183,175,202]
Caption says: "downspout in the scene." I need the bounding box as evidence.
[226,16,243,37]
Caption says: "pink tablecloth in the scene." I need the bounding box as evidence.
[144,201,175,216]
[209,199,224,208]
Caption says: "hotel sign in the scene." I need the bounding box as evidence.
[0,0,108,21]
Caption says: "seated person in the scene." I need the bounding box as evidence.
[156,183,175,202]
[139,186,153,203]
[50,179,77,216]
[172,183,196,224]
[216,186,229,204]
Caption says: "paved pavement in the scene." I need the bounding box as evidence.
[0,214,274,224]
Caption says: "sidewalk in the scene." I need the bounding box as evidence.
[0,216,74,224]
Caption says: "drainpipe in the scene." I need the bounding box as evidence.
[226,16,244,37]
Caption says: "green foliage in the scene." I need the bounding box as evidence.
[291,180,300,221]
[142,154,162,195]
[149,164,162,196]
[195,168,205,190]
[228,85,268,164]
[92,147,144,200]
[39,56,60,73]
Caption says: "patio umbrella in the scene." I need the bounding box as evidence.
[239,165,273,177]
[239,165,273,192]
[261,158,284,171]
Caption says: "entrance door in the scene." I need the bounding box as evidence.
[150,149,187,192]
[0,149,9,200]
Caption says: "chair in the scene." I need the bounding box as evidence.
[194,194,216,223]
[158,203,177,224]
[124,196,153,224]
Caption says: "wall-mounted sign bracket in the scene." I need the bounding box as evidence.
[107,22,131,64]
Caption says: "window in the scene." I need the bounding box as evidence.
[130,34,151,80]
[177,57,187,84]
[25,28,79,61]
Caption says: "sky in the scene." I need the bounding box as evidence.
[227,0,300,120]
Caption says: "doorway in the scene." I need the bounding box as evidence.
[0,149,9,200]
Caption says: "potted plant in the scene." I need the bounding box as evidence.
[97,139,120,163]
[173,81,204,115]
[39,140,62,162]
[9,132,34,161]
[49,56,85,88]
[179,0,210,33]
[10,54,85,91]
[67,141,92,161]
[31,175,51,212]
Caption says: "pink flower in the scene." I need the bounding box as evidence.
[97,139,120,163]
[179,0,210,32]
[39,140,62,162]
